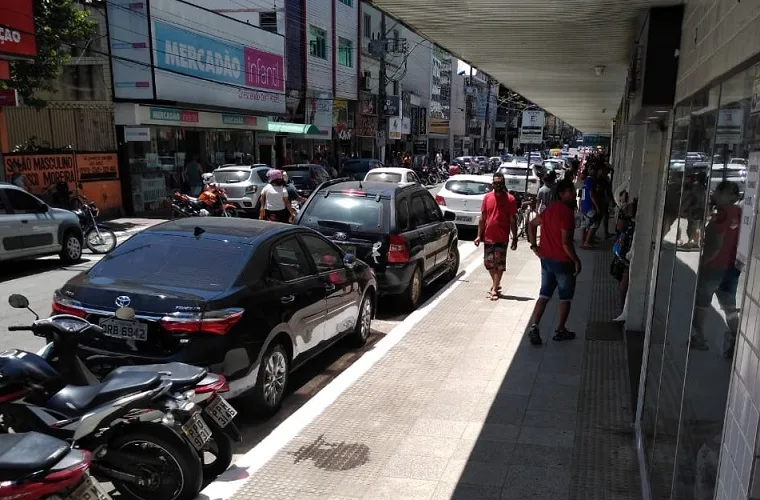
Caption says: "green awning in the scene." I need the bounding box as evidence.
[267,122,321,134]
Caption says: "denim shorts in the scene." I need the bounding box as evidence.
[539,258,577,301]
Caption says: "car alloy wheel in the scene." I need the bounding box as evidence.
[410,268,422,305]
[262,350,287,407]
[360,297,372,340]
[66,237,81,259]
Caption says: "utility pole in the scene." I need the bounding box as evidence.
[464,65,472,155]
[377,14,387,164]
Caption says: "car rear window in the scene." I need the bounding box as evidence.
[301,194,388,231]
[500,167,529,176]
[343,161,372,174]
[282,167,311,184]
[444,180,492,196]
[88,233,249,291]
[214,170,251,183]
[365,172,402,183]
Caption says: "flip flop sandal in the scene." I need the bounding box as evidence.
[553,329,576,341]
[489,291,500,301]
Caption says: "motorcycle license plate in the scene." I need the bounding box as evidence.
[98,318,148,342]
[456,215,473,222]
[182,412,212,450]
[66,475,111,500]
[204,395,238,428]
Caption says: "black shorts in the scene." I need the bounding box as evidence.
[265,209,291,223]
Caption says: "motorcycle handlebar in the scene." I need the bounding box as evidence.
[8,326,33,331]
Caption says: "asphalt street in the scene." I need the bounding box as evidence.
[0,182,487,463]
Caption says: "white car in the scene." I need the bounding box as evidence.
[498,163,540,195]
[363,167,422,185]
[0,183,83,263]
[434,175,493,227]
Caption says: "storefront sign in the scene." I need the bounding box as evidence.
[149,107,199,123]
[336,126,352,141]
[361,92,376,115]
[384,96,400,117]
[429,118,449,136]
[306,98,332,139]
[0,61,9,80]
[356,115,377,138]
[401,118,411,135]
[124,127,151,142]
[4,154,77,195]
[0,89,18,107]
[737,152,760,265]
[0,0,37,60]
[222,114,258,126]
[107,0,153,100]
[388,117,402,140]
[413,140,427,155]
[715,108,743,144]
[520,110,545,144]
[76,153,119,181]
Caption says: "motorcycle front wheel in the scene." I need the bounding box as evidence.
[108,427,203,500]
[85,227,117,253]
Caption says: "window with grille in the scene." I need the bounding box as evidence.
[338,0,352,6]
[259,12,277,33]
[363,14,371,38]
[338,37,353,68]
[309,26,327,59]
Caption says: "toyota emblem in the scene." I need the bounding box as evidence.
[334,232,347,241]
[115,295,131,308]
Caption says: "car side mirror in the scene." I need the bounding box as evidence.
[343,253,357,270]
[443,211,456,221]
[39,204,49,213]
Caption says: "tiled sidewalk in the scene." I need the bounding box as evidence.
[225,243,640,500]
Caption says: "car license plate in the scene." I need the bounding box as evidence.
[66,474,110,500]
[98,318,148,342]
[508,179,522,185]
[204,395,238,428]
[456,215,473,222]
[181,412,212,451]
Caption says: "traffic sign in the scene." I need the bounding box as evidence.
[519,110,545,144]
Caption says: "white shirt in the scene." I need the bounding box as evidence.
[261,184,288,210]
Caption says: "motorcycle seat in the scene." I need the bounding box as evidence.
[111,362,207,390]
[0,432,70,481]
[46,371,161,416]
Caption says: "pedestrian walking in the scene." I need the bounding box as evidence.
[579,168,600,249]
[526,179,582,345]
[474,172,518,301]
[537,170,557,214]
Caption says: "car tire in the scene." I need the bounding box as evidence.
[59,230,82,264]
[400,265,423,312]
[348,293,373,347]
[250,342,289,416]
[442,243,460,282]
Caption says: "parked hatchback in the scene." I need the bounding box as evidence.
[213,164,270,215]
[435,175,493,229]
[0,183,83,263]
[341,159,384,180]
[295,180,459,310]
[54,218,377,415]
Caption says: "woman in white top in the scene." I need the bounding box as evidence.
[259,169,296,223]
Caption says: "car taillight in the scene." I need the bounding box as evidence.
[435,195,446,206]
[195,374,229,394]
[387,234,409,263]
[52,293,87,318]
[160,308,244,335]
[245,185,257,194]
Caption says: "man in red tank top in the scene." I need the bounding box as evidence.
[475,172,518,300]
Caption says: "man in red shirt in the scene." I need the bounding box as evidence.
[475,172,518,300]
[526,179,582,345]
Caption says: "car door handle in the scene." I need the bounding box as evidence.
[280,295,295,304]
[324,283,336,292]
[20,220,28,224]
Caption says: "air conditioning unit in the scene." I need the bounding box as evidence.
[362,72,371,90]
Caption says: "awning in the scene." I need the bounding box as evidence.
[267,122,320,135]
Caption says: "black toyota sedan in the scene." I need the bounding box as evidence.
[52,218,377,414]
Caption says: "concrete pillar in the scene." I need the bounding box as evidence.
[626,122,668,332]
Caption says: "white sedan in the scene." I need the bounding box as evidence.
[434,175,493,227]
[363,167,422,185]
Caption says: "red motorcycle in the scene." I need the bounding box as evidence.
[0,432,106,500]
[172,184,237,218]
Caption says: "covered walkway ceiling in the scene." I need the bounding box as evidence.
[372,0,681,133]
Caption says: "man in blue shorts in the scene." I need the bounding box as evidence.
[526,179,582,345]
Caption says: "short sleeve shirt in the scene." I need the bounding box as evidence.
[580,177,595,214]
[481,191,517,244]
[539,202,575,262]
[262,184,288,210]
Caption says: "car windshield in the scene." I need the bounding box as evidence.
[213,170,253,183]
[302,193,386,230]
[88,233,249,291]
[444,180,492,196]
[365,172,403,183]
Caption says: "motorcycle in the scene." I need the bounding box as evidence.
[7,294,240,485]
[0,431,109,500]
[172,184,237,218]
[0,299,211,500]
[73,195,118,254]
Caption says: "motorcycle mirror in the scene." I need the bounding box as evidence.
[114,307,136,321]
[8,294,29,309]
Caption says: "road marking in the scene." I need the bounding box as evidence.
[201,246,484,500]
